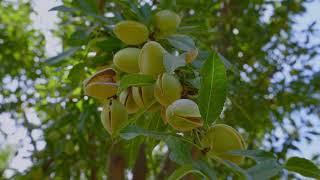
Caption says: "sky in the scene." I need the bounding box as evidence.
[0,0,320,178]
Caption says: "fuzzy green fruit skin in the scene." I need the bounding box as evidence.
[155,10,181,36]
[154,73,182,106]
[201,124,246,165]
[119,88,139,114]
[166,99,203,131]
[83,68,117,101]
[139,41,165,77]
[132,85,159,111]
[101,99,128,135]
[113,48,140,73]
[113,20,149,45]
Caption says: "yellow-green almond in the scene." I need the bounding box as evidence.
[113,20,149,45]
[201,124,246,165]
[119,88,139,114]
[154,73,182,106]
[113,48,140,73]
[139,41,165,77]
[166,99,203,131]
[83,68,117,101]
[101,99,128,135]
[132,85,159,111]
[155,10,181,36]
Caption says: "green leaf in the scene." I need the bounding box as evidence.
[44,47,81,65]
[192,160,217,180]
[229,150,277,163]
[168,164,207,180]
[139,3,152,25]
[119,74,155,91]
[247,160,281,180]
[159,0,176,8]
[93,37,123,51]
[217,52,239,74]
[165,137,192,164]
[228,150,282,179]
[284,157,320,179]
[166,35,196,51]
[198,53,227,126]
[120,125,169,140]
[68,28,93,46]
[68,63,85,85]
[223,160,252,180]
[49,5,77,12]
[163,52,186,73]
[75,0,99,14]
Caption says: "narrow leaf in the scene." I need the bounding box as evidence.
[198,53,227,126]
[120,125,169,140]
[44,47,80,65]
[49,5,77,12]
[167,35,196,51]
[165,137,192,164]
[163,52,186,73]
[247,160,282,180]
[168,165,206,180]
[284,157,320,179]
[223,160,252,180]
[217,52,239,74]
[119,74,155,91]
[192,160,217,180]
[229,150,277,163]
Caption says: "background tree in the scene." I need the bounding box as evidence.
[0,0,320,179]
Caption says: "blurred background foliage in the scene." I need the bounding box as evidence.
[0,0,319,179]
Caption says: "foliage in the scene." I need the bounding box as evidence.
[0,0,320,179]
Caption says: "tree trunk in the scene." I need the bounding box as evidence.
[156,154,177,180]
[132,144,147,180]
[108,144,126,180]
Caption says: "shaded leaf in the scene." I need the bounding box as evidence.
[165,137,192,164]
[217,52,239,74]
[247,160,282,180]
[223,160,252,180]
[163,52,186,73]
[120,125,169,140]
[198,53,227,126]
[139,3,152,25]
[49,5,77,13]
[68,63,85,85]
[229,150,277,163]
[119,74,155,91]
[168,164,206,180]
[284,157,320,179]
[192,160,217,180]
[159,0,176,8]
[167,35,196,51]
[75,0,99,14]
[44,47,81,65]
[93,37,123,51]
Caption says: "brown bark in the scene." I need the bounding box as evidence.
[89,134,97,180]
[108,144,126,180]
[132,144,147,180]
[97,0,106,14]
[156,154,177,180]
